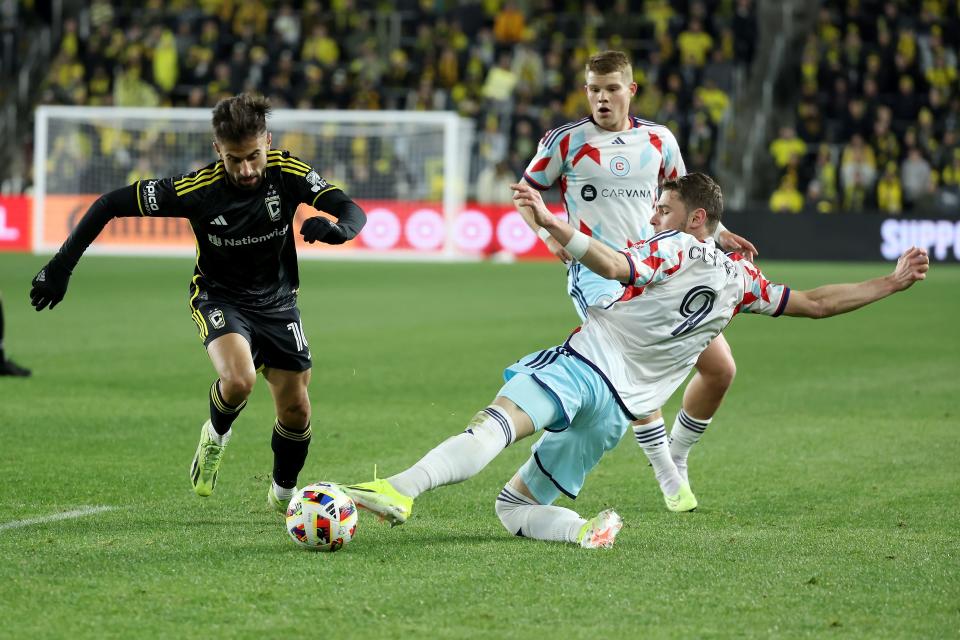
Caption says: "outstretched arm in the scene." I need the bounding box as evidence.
[514,177,573,264]
[784,247,929,318]
[30,184,140,311]
[512,183,631,282]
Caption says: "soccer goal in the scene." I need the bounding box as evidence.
[33,105,475,259]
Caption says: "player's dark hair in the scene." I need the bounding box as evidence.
[661,173,723,232]
[211,93,271,144]
[586,50,633,82]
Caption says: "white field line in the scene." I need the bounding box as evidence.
[0,506,117,531]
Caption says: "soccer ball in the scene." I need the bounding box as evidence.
[285,482,358,551]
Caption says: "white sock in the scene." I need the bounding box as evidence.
[495,485,586,543]
[388,406,516,499]
[633,418,683,496]
[272,481,296,503]
[669,410,711,485]
[207,421,231,446]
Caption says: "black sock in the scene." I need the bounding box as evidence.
[209,379,246,435]
[271,419,311,489]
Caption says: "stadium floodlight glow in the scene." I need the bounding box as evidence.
[33,105,474,259]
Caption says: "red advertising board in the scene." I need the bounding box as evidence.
[0,196,31,252]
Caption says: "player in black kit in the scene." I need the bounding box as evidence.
[29,94,367,510]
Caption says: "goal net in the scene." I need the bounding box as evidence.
[33,106,474,258]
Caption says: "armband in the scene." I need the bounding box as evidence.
[537,227,552,242]
[563,230,591,260]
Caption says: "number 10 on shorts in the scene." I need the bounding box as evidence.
[286,321,309,351]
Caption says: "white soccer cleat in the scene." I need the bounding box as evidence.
[578,509,623,549]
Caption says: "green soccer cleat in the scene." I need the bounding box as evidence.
[663,482,698,512]
[189,420,227,497]
[342,477,413,527]
[578,509,623,549]
[267,483,296,514]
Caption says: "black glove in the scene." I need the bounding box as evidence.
[301,216,348,245]
[30,257,73,311]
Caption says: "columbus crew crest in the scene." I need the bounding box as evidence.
[265,185,281,222]
[208,308,225,330]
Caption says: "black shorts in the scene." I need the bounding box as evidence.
[191,300,312,372]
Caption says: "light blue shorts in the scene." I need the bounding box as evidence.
[567,263,625,321]
[498,346,633,505]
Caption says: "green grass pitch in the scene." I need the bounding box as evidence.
[1,252,958,639]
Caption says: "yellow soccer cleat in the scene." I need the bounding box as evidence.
[267,483,296,514]
[663,482,698,512]
[578,509,623,549]
[189,420,227,497]
[342,477,413,527]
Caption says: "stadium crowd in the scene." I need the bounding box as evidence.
[36,0,757,202]
[769,0,960,214]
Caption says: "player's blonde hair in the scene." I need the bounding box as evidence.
[212,93,271,144]
[585,51,633,83]
[661,173,724,232]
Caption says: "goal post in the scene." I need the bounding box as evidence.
[32,105,475,259]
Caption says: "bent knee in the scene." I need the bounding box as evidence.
[711,358,737,388]
[278,400,311,430]
[697,353,737,389]
[220,371,256,402]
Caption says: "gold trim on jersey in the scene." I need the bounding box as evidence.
[265,162,308,177]
[174,163,224,189]
[188,274,208,341]
[282,156,312,172]
[266,152,312,177]
[135,180,146,216]
[177,171,225,196]
[310,186,337,208]
[267,150,310,167]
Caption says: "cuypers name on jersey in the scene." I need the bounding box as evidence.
[207,224,289,247]
[581,184,652,202]
[688,244,737,277]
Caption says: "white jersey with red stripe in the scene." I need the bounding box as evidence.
[566,231,790,420]
[523,115,686,248]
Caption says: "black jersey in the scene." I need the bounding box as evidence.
[135,150,337,311]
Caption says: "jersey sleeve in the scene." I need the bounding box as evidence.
[733,256,790,316]
[135,177,190,218]
[275,152,342,207]
[621,230,686,287]
[659,127,687,182]
[135,162,227,219]
[522,130,564,191]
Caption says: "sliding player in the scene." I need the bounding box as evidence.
[341,174,927,549]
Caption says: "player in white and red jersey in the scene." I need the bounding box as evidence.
[339,174,927,549]
[520,50,757,500]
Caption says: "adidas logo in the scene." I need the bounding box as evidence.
[36,270,46,282]
[612,137,626,145]
[210,215,228,226]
